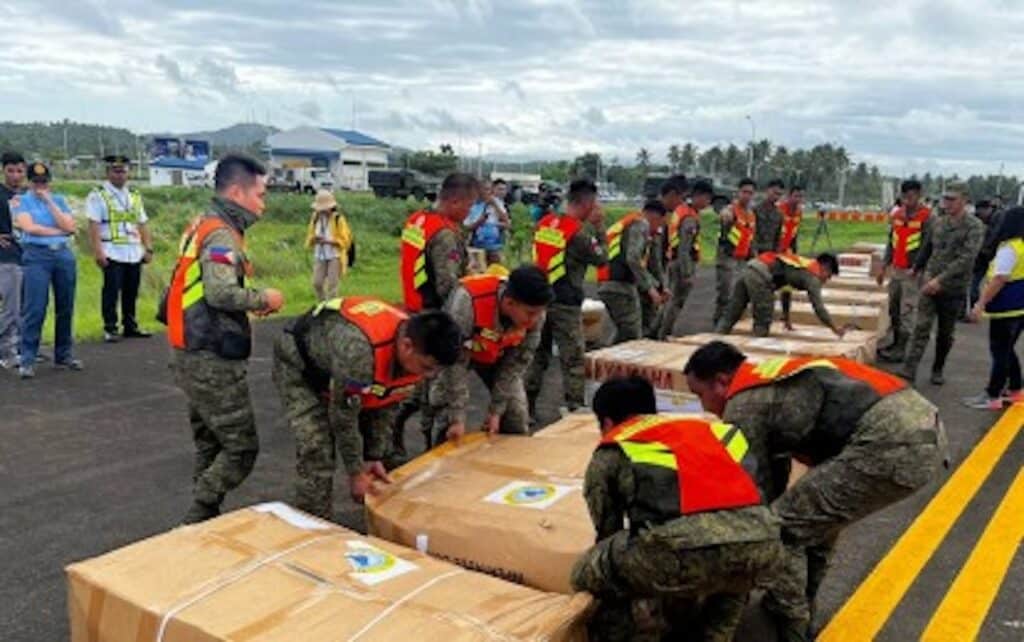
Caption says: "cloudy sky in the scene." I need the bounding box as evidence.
[2,0,1022,175]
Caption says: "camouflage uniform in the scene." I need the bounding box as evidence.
[171,197,268,524]
[880,209,934,359]
[525,219,607,410]
[272,313,398,520]
[427,282,542,439]
[599,218,657,344]
[638,227,666,338]
[571,447,783,642]
[714,204,752,326]
[715,258,834,336]
[724,374,948,641]
[902,213,984,380]
[754,199,783,255]
[657,211,701,340]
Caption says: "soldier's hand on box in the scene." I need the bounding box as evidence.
[484,414,500,436]
[446,421,466,443]
[366,461,392,484]
[349,472,371,503]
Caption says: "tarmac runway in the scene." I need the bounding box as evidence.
[1,266,1020,641]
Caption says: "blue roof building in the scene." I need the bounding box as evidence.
[265,126,390,191]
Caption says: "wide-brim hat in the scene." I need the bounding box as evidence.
[29,162,51,182]
[312,189,338,211]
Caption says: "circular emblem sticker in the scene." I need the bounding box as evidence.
[504,483,557,506]
[345,549,396,574]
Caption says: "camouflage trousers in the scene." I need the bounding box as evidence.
[638,285,659,339]
[424,363,530,441]
[172,350,258,519]
[903,292,961,376]
[525,303,586,409]
[599,287,643,345]
[764,391,948,639]
[714,254,740,326]
[716,264,774,336]
[572,529,783,642]
[272,335,395,520]
[882,268,920,353]
[656,263,693,340]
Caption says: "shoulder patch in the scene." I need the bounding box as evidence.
[208,246,236,265]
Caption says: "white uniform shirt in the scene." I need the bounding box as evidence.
[86,181,149,263]
[993,243,1019,276]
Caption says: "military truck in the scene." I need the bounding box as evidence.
[368,169,441,201]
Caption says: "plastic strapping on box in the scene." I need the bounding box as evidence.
[345,569,465,641]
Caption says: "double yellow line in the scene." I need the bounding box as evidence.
[819,404,1024,641]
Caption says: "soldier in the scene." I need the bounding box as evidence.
[391,172,479,461]
[897,182,984,385]
[161,154,285,524]
[684,342,948,642]
[526,178,607,415]
[754,178,785,254]
[87,154,154,343]
[273,298,461,517]
[658,178,710,339]
[597,200,668,344]
[430,265,553,443]
[877,180,933,362]
[715,251,844,337]
[639,221,667,339]
[778,185,804,253]
[571,376,782,642]
[714,178,757,326]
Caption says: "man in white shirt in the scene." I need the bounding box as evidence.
[87,155,154,343]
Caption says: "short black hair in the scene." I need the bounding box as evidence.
[592,376,657,426]
[739,177,756,189]
[660,174,689,196]
[900,179,922,194]
[568,178,597,204]
[406,310,462,366]
[789,185,804,194]
[439,172,480,201]
[976,199,992,209]
[1,152,25,167]
[215,154,266,192]
[997,207,1024,243]
[492,178,507,187]
[683,341,746,381]
[767,179,785,190]
[816,252,840,275]
[642,199,668,217]
[691,179,714,197]
[505,264,555,307]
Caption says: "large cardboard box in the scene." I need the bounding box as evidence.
[585,379,703,412]
[790,288,889,308]
[777,300,887,333]
[68,504,590,642]
[728,319,880,357]
[825,275,885,293]
[670,332,874,363]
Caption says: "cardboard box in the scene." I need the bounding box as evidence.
[777,300,888,333]
[825,275,885,293]
[837,252,873,277]
[728,319,880,358]
[585,379,703,412]
[68,504,590,642]
[670,333,874,363]
[581,298,608,345]
[790,288,889,308]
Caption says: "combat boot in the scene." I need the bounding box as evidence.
[182,500,220,525]
[877,333,907,363]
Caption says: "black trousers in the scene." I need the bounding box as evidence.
[102,260,142,333]
[986,316,1024,398]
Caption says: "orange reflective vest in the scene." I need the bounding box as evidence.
[596,212,643,282]
[533,212,582,285]
[778,201,802,252]
[667,204,701,262]
[757,251,825,280]
[461,274,527,365]
[165,216,253,358]
[599,415,761,523]
[726,357,907,400]
[890,205,931,269]
[727,202,756,259]
[400,211,456,312]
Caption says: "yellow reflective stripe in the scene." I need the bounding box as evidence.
[401,225,426,248]
[414,254,426,271]
[532,245,539,262]
[182,282,204,309]
[184,260,201,287]
[535,227,567,248]
[750,357,790,379]
[613,415,670,441]
[728,226,741,244]
[414,270,428,287]
[724,430,749,462]
[548,264,566,284]
[547,252,566,283]
[314,297,343,316]
[711,422,731,439]
[619,441,677,470]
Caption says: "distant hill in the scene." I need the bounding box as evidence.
[0,120,141,160]
[150,122,278,152]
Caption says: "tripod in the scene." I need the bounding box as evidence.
[810,213,832,251]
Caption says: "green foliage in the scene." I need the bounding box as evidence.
[398,147,459,175]
[0,119,140,161]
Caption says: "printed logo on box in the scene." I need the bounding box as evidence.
[344,541,417,585]
[484,481,577,510]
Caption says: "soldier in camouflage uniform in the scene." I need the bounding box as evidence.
[429,265,553,442]
[526,179,607,414]
[571,376,783,642]
[598,200,667,344]
[898,182,984,385]
[163,155,285,524]
[714,179,758,326]
[685,342,948,642]
[638,225,667,339]
[272,299,461,518]
[754,179,784,254]
[658,178,711,339]
[716,252,845,337]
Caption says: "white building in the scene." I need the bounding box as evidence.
[265,127,390,191]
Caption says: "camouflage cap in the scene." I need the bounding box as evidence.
[944,181,969,197]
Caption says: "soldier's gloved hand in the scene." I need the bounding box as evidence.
[446,421,466,443]
[484,414,500,436]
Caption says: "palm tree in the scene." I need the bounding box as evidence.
[636,148,652,177]
[667,145,681,172]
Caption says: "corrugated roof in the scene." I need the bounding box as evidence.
[319,128,388,147]
[269,147,341,159]
[149,158,207,170]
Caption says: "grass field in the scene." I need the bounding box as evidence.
[34,183,886,342]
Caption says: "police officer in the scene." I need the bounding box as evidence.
[162,154,285,524]
[877,180,933,362]
[430,265,553,443]
[87,155,154,343]
[658,178,710,339]
[754,179,785,254]
[898,182,984,385]
[597,200,668,344]
[571,376,782,642]
[684,342,947,642]
[714,178,757,326]
[526,178,607,415]
[715,251,844,337]
[272,298,461,517]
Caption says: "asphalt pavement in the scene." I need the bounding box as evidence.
[1,266,1020,641]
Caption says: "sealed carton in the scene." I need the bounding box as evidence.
[777,300,888,333]
[728,319,880,357]
[825,275,885,293]
[789,288,889,307]
[68,504,590,642]
[670,332,874,363]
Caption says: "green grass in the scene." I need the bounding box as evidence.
[35,185,887,341]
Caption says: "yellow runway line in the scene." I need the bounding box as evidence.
[920,466,1024,641]
[818,404,1024,641]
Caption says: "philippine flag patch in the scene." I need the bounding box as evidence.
[208,246,236,265]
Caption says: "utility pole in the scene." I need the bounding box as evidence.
[996,161,1005,195]
[745,115,756,178]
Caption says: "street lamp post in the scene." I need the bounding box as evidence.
[745,115,756,178]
